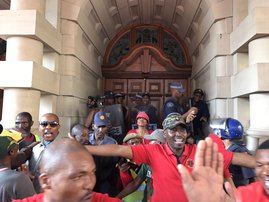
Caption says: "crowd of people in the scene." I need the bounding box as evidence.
[0,81,267,202]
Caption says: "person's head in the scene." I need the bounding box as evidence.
[104,91,115,105]
[193,88,204,102]
[142,92,150,105]
[255,139,269,195]
[169,82,185,99]
[210,118,244,140]
[0,136,19,167]
[134,93,143,106]
[114,92,125,105]
[92,111,108,141]
[162,113,187,154]
[123,132,143,145]
[70,124,89,145]
[15,112,34,135]
[136,111,150,127]
[39,113,60,142]
[38,139,96,202]
[87,96,97,109]
[144,129,165,144]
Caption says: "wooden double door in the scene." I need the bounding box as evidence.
[104,78,190,125]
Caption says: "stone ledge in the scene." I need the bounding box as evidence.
[0,61,59,94]
[0,10,61,53]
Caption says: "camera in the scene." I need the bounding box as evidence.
[87,95,105,109]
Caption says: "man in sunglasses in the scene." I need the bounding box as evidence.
[28,113,60,194]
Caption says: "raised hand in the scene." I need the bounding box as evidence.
[177,137,236,202]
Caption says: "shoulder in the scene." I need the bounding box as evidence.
[235,182,267,201]
[12,193,44,202]
[103,135,117,144]
[0,169,23,181]
[228,143,248,152]
[164,100,176,108]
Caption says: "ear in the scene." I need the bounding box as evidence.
[9,145,19,156]
[39,173,51,190]
[30,121,34,127]
[9,148,16,156]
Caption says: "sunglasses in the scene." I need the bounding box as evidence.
[40,121,59,128]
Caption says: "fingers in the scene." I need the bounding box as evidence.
[217,153,224,176]
[178,164,193,191]
[194,140,206,167]
[211,143,218,170]
[224,181,236,201]
[204,137,213,167]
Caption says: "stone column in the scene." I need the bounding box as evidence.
[1,0,45,129]
[246,37,269,151]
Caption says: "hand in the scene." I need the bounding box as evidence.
[186,108,197,123]
[17,163,35,181]
[117,162,130,172]
[177,138,236,202]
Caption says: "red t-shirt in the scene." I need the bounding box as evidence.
[131,141,232,202]
[235,182,269,202]
[131,143,196,202]
[12,192,122,202]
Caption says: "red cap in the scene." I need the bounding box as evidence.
[136,111,150,123]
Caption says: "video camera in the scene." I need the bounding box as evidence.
[87,95,105,109]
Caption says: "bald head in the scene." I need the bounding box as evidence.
[39,138,93,174]
[40,113,59,123]
[38,139,96,201]
[70,124,90,145]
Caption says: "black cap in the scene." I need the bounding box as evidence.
[142,92,150,97]
[104,91,114,99]
[135,93,143,99]
[114,92,125,98]
[193,89,204,96]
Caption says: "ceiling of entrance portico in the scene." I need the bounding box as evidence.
[0,0,220,55]
[88,0,210,53]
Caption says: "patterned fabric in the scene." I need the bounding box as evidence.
[162,112,186,130]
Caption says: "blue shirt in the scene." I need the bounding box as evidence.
[89,133,117,145]
[162,98,186,120]
[227,142,256,187]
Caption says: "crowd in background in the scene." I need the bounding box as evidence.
[0,82,267,202]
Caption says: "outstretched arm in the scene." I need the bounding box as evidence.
[232,152,255,169]
[177,138,236,202]
[85,144,133,160]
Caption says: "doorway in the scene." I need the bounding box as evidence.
[102,24,192,126]
[104,78,190,126]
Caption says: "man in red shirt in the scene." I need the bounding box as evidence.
[178,138,269,202]
[12,139,121,202]
[86,112,239,202]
